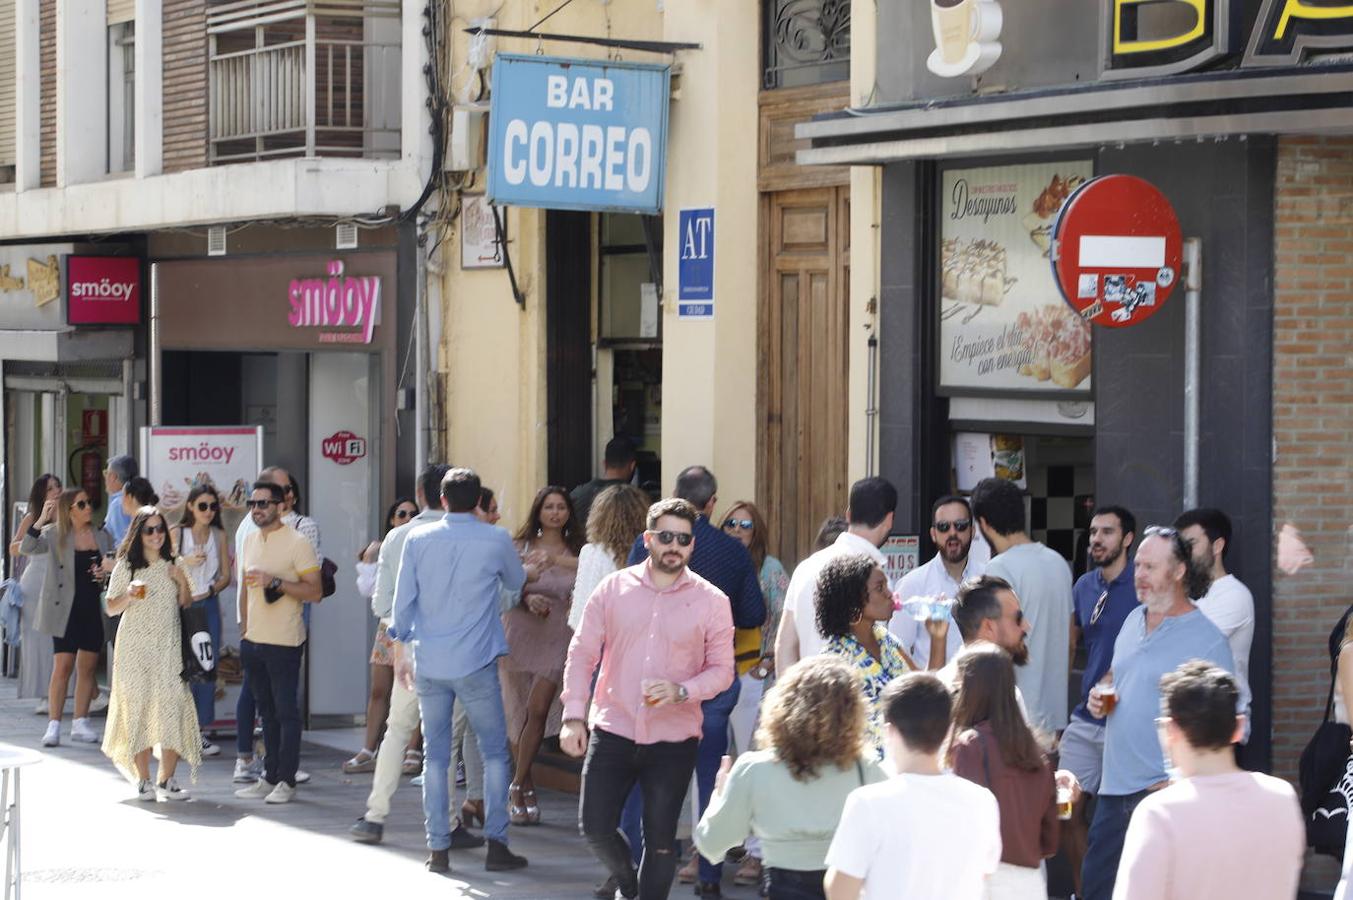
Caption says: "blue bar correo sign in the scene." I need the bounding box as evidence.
[487,54,670,215]
[678,208,714,319]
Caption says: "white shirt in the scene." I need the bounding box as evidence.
[985,542,1074,732]
[788,532,887,660]
[888,553,982,669]
[936,642,1030,721]
[1195,573,1255,720]
[826,773,1001,900]
[570,542,620,631]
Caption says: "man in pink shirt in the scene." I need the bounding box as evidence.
[561,498,735,900]
[1113,660,1303,900]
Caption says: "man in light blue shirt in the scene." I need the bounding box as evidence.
[101,455,137,545]
[390,467,527,875]
[1080,526,1241,900]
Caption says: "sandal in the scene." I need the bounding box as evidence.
[402,748,423,776]
[508,783,531,826]
[342,748,377,774]
[522,786,541,825]
[677,854,698,884]
[734,855,762,886]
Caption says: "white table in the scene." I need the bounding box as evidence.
[0,746,41,900]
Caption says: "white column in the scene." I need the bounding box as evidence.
[55,0,106,185]
[134,0,162,177]
[399,0,430,200]
[13,0,39,190]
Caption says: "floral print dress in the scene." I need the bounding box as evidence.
[825,623,912,759]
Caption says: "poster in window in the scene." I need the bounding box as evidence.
[939,161,1094,396]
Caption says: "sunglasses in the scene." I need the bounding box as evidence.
[723,518,753,531]
[143,524,167,535]
[1090,589,1110,626]
[196,501,220,512]
[650,530,693,547]
[393,509,413,519]
[73,499,90,510]
[246,499,278,509]
[934,519,970,534]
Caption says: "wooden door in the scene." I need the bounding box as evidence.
[760,187,850,568]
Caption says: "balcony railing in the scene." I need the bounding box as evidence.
[207,0,401,164]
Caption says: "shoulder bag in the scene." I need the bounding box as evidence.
[1301,638,1353,858]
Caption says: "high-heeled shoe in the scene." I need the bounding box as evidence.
[522,787,541,825]
[508,783,531,826]
[460,798,484,828]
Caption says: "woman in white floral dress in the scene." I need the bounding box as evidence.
[103,507,202,801]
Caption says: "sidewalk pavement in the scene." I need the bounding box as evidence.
[0,682,762,900]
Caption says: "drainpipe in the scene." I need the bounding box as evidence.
[414,242,429,474]
[1182,238,1202,509]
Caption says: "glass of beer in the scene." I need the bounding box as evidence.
[1057,784,1074,820]
[129,580,147,600]
[1092,682,1118,715]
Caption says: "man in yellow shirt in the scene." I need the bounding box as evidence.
[232,481,321,804]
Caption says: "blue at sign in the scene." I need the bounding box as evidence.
[487,54,670,215]
[678,208,714,319]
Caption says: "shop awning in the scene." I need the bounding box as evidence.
[796,64,1353,166]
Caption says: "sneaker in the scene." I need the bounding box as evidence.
[594,875,621,899]
[448,823,485,850]
[41,721,60,748]
[71,718,100,743]
[233,758,260,783]
[201,738,221,757]
[34,700,48,716]
[349,817,384,844]
[156,779,190,802]
[265,782,295,804]
[234,779,274,799]
[294,769,311,784]
[484,839,527,871]
[89,690,109,714]
[411,773,424,787]
[136,779,156,802]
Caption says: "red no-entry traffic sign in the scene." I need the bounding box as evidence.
[1050,175,1182,328]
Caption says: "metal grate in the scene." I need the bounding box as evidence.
[762,0,851,91]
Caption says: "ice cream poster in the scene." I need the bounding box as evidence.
[940,161,1095,396]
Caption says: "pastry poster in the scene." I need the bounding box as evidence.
[940,161,1095,395]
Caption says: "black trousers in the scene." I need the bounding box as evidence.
[766,867,827,900]
[579,728,698,900]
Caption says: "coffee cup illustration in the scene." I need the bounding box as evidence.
[927,0,1003,77]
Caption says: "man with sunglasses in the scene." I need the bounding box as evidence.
[562,497,735,900]
[1079,526,1240,900]
[1062,505,1137,893]
[888,495,980,670]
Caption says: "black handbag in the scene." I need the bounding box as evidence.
[1300,634,1353,858]
[180,603,217,684]
[320,557,338,598]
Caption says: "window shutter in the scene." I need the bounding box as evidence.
[107,0,134,25]
[0,0,15,167]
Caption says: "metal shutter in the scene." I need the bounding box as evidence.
[0,0,15,167]
[107,0,133,25]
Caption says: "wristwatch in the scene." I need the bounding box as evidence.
[676,685,689,704]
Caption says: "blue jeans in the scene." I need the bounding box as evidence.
[417,661,512,849]
[1081,791,1149,900]
[240,640,302,786]
[696,678,740,883]
[189,595,221,730]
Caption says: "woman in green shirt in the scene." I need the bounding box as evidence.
[694,655,886,900]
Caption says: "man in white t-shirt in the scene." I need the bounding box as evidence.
[889,495,983,669]
[1174,507,1254,731]
[824,672,1000,900]
[774,477,897,671]
[971,477,1073,733]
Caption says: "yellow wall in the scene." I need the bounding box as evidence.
[438,1,761,525]
[848,0,881,484]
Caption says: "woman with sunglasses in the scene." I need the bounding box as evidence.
[344,497,418,775]
[715,500,790,889]
[816,554,916,760]
[502,485,582,825]
[171,485,232,758]
[104,507,201,800]
[20,487,114,747]
[10,474,62,713]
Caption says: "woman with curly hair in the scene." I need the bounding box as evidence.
[816,554,915,759]
[501,485,583,824]
[693,655,885,900]
[569,484,650,631]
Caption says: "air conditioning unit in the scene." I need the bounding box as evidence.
[448,104,489,172]
[336,223,358,249]
[207,226,227,257]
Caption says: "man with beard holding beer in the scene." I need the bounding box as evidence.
[890,495,981,670]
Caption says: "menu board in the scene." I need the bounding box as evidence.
[939,161,1095,396]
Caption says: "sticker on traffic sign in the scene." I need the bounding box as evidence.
[1050,175,1182,329]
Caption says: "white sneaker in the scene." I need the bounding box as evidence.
[265,782,295,804]
[201,738,221,757]
[233,758,258,783]
[70,718,100,743]
[34,699,48,716]
[410,774,424,787]
[156,779,190,802]
[89,691,109,714]
[136,779,156,802]
[234,779,274,799]
[295,769,310,784]
[41,721,60,747]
